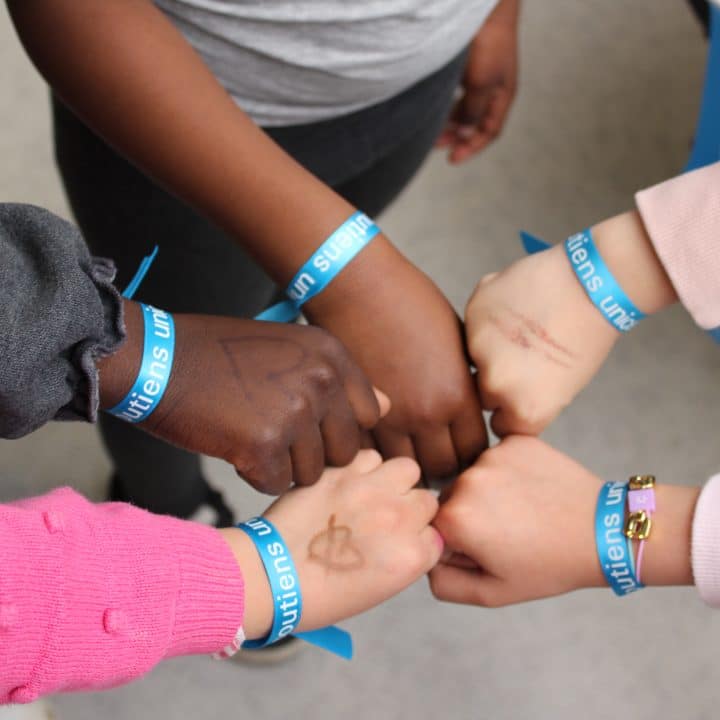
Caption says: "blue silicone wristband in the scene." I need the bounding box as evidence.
[106,303,175,423]
[237,517,353,659]
[595,481,643,596]
[256,211,381,323]
[565,229,647,333]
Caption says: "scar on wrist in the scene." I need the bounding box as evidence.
[308,514,364,572]
[488,309,574,368]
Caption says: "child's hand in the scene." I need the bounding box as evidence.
[429,436,605,606]
[465,211,676,437]
[100,305,389,495]
[436,0,519,164]
[465,244,617,436]
[221,450,443,638]
[307,239,487,480]
[430,436,699,607]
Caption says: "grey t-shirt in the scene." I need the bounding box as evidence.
[154,0,498,126]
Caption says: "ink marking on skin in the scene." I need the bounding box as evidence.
[218,336,310,408]
[488,311,572,369]
[308,514,364,572]
[507,309,576,358]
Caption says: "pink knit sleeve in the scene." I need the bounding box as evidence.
[692,474,720,607]
[0,488,244,704]
[635,162,720,336]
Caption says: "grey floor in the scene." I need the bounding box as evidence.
[2,1,720,719]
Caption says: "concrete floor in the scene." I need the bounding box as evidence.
[2,1,720,719]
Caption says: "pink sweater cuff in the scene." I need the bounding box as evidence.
[692,474,720,607]
[1,488,243,703]
[635,162,720,333]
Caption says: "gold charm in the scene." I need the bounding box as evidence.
[628,475,655,491]
[625,510,652,540]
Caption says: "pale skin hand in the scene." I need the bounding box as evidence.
[436,0,520,164]
[429,436,699,607]
[465,210,678,437]
[219,451,444,639]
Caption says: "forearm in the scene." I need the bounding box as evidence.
[591,210,678,315]
[8,0,392,286]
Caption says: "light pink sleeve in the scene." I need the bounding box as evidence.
[635,162,720,335]
[692,474,720,607]
[0,487,244,704]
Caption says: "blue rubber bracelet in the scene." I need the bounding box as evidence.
[564,229,646,333]
[237,517,353,659]
[256,211,381,323]
[595,481,643,596]
[106,303,175,423]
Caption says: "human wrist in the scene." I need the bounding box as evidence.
[217,527,273,641]
[302,233,408,321]
[97,299,143,409]
[591,210,678,315]
[637,484,699,587]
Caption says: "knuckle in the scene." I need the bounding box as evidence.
[514,405,549,434]
[315,328,347,360]
[436,498,472,536]
[251,424,285,455]
[284,391,312,419]
[373,505,403,533]
[383,543,426,579]
[308,361,339,395]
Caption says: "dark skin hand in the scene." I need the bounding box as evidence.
[9,0,487,478]
[437,0,520,164]
[98,301,387,494]
[306,239,487,479]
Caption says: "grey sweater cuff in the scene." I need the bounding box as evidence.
[0,204,126,438]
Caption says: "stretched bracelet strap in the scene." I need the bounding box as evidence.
[237,517,353,660]
[595,481,643,596]
[564,229,646,332]
[106,303,175,423]
[256,211,381,323]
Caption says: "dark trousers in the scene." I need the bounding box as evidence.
[52,50,468,516]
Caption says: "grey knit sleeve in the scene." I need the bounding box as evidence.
[0,204,125,438]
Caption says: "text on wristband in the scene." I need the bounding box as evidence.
[107,304,175,424]
[566,232,645,332]
[287,213,377,304]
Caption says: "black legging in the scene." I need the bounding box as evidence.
[52,49,468,517]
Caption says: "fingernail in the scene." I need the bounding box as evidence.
[456,125,476,140]
[434,529,446,553]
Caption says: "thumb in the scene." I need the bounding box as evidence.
[373,387,392,418]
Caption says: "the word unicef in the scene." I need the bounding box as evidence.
[287,212,376,304]
[566,232,641,332]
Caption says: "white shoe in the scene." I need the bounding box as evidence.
[0,701,55,719]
